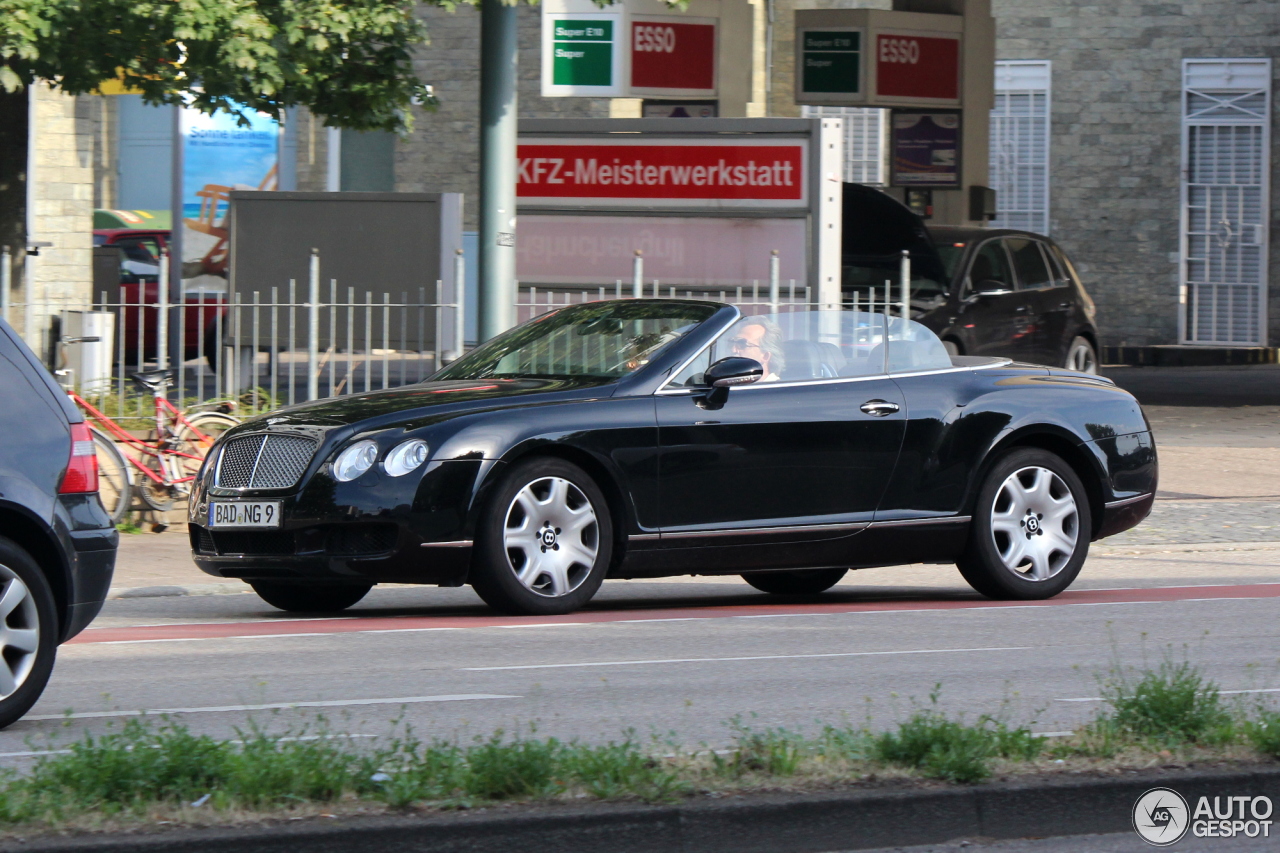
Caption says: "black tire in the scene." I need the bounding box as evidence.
[470,457,613,616]
[743,568,848,595]
[249,581,372,613]
[957,447,1091,600]
[0,537,59,729]
[91,428,132,525]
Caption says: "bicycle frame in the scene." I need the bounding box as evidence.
[70,391,211,487]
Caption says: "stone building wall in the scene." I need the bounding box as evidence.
[993,0,1280,348]
[397,3,613,230]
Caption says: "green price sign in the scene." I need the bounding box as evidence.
[552,19,614,87]
[801,30,861,95]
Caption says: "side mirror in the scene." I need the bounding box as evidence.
[971,279,1013,298]
[706,356,764,387]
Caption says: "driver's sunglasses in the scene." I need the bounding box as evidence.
[730,337,765,352]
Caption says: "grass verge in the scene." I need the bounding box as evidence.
[1,659,1276,831]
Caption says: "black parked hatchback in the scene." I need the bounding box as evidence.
[842,184,1100,373]
[0,318,117,727]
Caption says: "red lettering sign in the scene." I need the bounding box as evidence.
[630,21,716,91]
[875,34,960,101]
[517,143,806,205]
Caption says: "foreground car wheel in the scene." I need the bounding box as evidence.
[1064,336,1098,374]
[958,448,1090,600]
[0,537,58,730]
[471,458,613,616]
[249,581,372,613]
[743,568,847,595]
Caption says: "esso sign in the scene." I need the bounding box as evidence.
[879,37,920,64]
[634,25,676,53]
[630,20,716,93]
[875,33,960,102]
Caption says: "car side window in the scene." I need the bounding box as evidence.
[966,241,1013,295]
[1045,243,1075,288]
[1006,238,1053,291]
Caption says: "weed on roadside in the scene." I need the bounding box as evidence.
[1094,656,1235,747]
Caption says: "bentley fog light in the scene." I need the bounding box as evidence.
[333,440,379,482]
[384,439,429,477]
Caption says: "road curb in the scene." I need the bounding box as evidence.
[10,764,1280,852]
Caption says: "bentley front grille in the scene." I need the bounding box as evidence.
[216,434,317,489]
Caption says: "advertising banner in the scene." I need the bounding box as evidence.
[890,111,960,187]
[178,107,280,288]
[516,138,807,208]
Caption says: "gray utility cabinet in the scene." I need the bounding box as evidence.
[227,192,463,351]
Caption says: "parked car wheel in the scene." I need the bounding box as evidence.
[743,568,848,595]
[0,537,59,730]
[1064,336,1098,374]
[250,581,372,613]
[957,448,1091,600]
[941,339,962,357]
[470,457,613,616]
[91,428,132,525]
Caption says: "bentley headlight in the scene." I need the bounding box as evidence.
[384,439,429,477]
[333,440,379,482]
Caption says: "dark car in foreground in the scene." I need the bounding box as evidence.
[188,299,1155,616]
[842,184,1100,373]
[0,318,117,726]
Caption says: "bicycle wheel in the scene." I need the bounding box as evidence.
[91,429,132,525]
[174,412,239,482]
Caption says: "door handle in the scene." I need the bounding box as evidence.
[1014,304,1029,313]
[1058,301,1073,309]
[860,400,900,417]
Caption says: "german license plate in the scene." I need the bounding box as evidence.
[208,501,282,529]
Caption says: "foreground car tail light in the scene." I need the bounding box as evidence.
[59,422,99,494]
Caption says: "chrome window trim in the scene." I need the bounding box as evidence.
[653,357,1013,395]
[654,307,743,395]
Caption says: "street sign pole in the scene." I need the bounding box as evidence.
[478,0,519,341]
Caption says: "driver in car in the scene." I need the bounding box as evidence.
[729,317,785,382]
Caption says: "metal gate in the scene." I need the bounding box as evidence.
[1180,59,1272,346]
[990,60,1051,235]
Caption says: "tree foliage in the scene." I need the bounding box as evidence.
[0,0,438,131]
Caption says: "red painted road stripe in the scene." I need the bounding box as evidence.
[68,584,1280,646]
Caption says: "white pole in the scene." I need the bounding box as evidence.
[307,248,320,401]
[769,249,780,313]
[632,250,643,299]
[0,245,10,322]
[452,248,465,360]
[899,249,910,322]
[156,249,169,370]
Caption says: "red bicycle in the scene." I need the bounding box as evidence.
[70,369,239,523]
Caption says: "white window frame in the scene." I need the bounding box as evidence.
[990,60,1052,235]
[801,106,887,186]
[1179,58,1271,346]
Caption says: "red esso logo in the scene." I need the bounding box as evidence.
[880,37,920,64]
[634,25,677,53]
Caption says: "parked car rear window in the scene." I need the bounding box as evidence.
[1007,238,1053,290]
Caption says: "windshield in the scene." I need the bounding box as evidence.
[435,300,718,381]
[934,240,968,280]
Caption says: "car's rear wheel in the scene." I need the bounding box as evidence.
[742,568,847,595]
[249,581,372,613]
[471,457,613,616]
[0,537,58,729]
[1064,336,1098,374]
[957,448,1090,600]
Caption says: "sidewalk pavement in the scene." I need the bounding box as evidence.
[108,405,1280,599]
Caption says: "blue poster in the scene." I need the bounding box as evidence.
[890,111,960,188]
[179,107,279,284]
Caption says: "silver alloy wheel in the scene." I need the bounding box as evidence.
[942,340,961,357]
[988,466,1079,582]
[0,564,39,698]
[503,476,599,598]
[1065,336,1098,374]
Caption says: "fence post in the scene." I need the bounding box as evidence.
[307,248,320,401]
[156,249,169,370]
[452,248,466,360]
[769,250,780,313]
[632,250,643,299]
[899,249,910,325]
[0,245,10,323]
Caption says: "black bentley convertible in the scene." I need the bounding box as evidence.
[189,300,1156,615]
